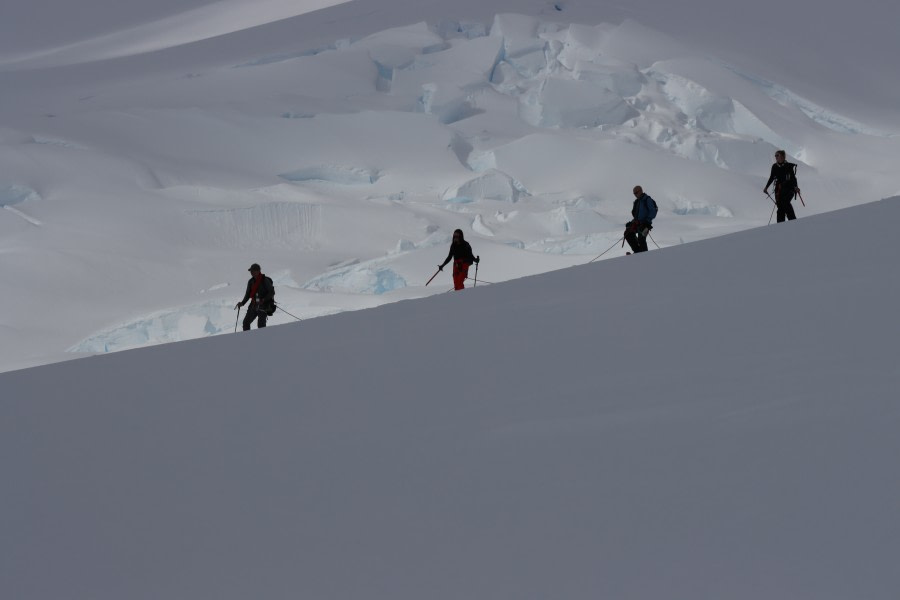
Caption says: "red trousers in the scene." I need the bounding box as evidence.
[453,259,469,290]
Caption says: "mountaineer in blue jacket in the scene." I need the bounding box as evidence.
[624,185,658,254]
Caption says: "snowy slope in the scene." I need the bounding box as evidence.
[1,0,900,374]
[2,199,899,599]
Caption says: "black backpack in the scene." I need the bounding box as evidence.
[787,163,798,186]
[644,195,658,221]
[261,277,276,316]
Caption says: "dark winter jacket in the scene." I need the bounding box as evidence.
[765,161,799,190]
[440,241,475,268]
[631,193,656,225]
[242,274,275,307]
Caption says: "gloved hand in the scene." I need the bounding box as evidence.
[474,256,480,264]
[763,188,769,194]
[437,264,443,271]
[234,302,243,310]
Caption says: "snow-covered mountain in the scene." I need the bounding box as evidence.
[2,0,899,372]
[3,1,900,596]
[3,198,899,599]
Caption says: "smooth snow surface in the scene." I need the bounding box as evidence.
[2,0,900,372]
[2,199,899,599]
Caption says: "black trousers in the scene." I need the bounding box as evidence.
[242,304,267,330]
[776,186,797,222]
[624,229,649,253]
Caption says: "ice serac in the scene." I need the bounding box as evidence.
[444,169,530,204]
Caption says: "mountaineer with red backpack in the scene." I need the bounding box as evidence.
[235,263,275,330]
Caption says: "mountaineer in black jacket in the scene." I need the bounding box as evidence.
[438,229,478,290]
[764,150,800,223]
[235,263,275,330]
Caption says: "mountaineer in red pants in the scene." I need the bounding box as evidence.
[438,229,479,290]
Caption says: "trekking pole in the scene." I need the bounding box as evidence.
[648,233,661,250]
[473,256,479,287]
[467,277,494,285]
[275,303,302,321]
[797,190,806,207]
[425,268,441,286]
[234,305,241,332]
[765,192,777,225]
[589,237,625,263]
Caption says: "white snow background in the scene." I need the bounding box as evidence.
[2,0,900,597]
[1,0,899,371]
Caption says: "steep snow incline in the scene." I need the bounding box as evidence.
[2,199,899,599]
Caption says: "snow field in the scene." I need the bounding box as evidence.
[1,7,899,370]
